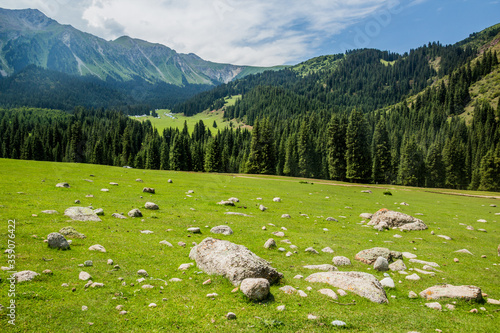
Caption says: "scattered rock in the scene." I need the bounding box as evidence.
[168,179,173,183]
[332,256,351,266]
[41,210,59,214]
[361,190,373,194]
[470,308,478,313]
[64,207,101,222]
[128,209,142,217]
[56,182,70,188]
[305,271,388,303]
[160,240,173,247]
[259,205,267,211]
[240,278,270,301]
[143,187,155,194]
[419,285,483,301]
[203,279,212,285]
[75,199,81,204]
[303,264,337,271]
[137,269,148,277]
[226,312,237,320]
[119,311,127,315]
[145,202,159,210]
[101,189,109,192]
[88,244,106,252]
[305,247,319,254]
[224,212,252,217]
[227,197,239,203]
[455,249,473,255]
[273,197,281,202]
[47,232,70,250]
[42,269,53,275]
[331,320,347,327]
[141,230,154,234]
[425,302,442,310]
[367,209,427,231]
[408,291,418,299]
[380,277,395,288]
[374,257,389,271]
[318,288,338,300]
[298,290,308,297]
[277,305,286,311]
[107,259,113,265]
[210,225,233,235]
[389,259,407,271]
[264,238,277,249]
[189,238,283,286]
[217,200,235,206]
[142,285,154,289]
[112,213,127,219]
[178,263,194,271]
[402,252,418,259]
[405,274,420,281]
[82,305,88,311]
[84,260,93,267]
[326,217,338,222]
[148,303,157,308]
[437,235,452,241]
[409,259,439,268]
[337,289,348,297]
[446,304,456,311]
[487,298,500,305]
[91,282,104,288]
[178,241,186,247]
[307,314,317,320]
[477,219,487,223]
[93,208,104,216]
[360,213,373,220]
[355,247,402,265]
[79,271,92,281]
[272,231,285,237]
[109,182,118,186]
[187,227,201,234]
[322,247,334,253]
[281,214,291,218]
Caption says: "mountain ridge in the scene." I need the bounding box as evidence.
[0,7,282,86]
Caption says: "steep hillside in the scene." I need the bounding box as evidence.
[0,8,278,86]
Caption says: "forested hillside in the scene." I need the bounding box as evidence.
[1,25,499,191]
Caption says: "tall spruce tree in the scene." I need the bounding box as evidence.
[346,110,370,182]
[327,114,347,181]
[371,118,391,184]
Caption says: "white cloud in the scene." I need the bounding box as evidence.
[1,0,414,66]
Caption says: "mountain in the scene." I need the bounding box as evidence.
[0,8,282,86]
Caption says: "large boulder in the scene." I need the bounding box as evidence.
[210,225,234,235]
[373,257,389,271]
[59,226,86,239]
[189,237,283,286]
[419,285,483,301]
[64,207,101,222]
[355,247,402,265]
[240,278,270,301]
[367,209,427,231]
[305,271,388,304]
[47,232,70,250]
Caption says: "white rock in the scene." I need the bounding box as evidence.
[406,273,420,281]
[409,259,440,267]
[425,302,442,310]
[318,288,338,300]
[298,290,308,297]
[137,269,148,276]
[331,320,347,326]
[88,244,106,252]
[149,303,157,308]
[160,240,173,247]
[402,252,417,259]
[79,271,92,281]
[380,277,395,288]
[277,305,286,311]
[107,259,114,265]
[322,247,334,253]
[178,263,194,271]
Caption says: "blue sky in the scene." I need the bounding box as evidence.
[1,0,499,66]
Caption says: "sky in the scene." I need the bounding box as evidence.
[1,0,499,66]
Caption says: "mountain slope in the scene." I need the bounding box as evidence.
[0,8,281,86]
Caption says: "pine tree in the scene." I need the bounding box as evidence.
[160,141,169,170]
[213,120,217,128]
[425,142,445,188]
[479,145,500,191]
[327,114,347,181]
[371,118,391,184]
[398,136,424,186]
[346,110,370,182]
[443,135,467,189]
[297,120,310,178]
[283,135,298,176]
[204,137,221,172]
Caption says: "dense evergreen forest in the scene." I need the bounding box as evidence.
[1,26,500,191]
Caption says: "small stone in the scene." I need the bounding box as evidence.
[408,291,418,299]
[374,257,389,271]
[259,205,267,211]
[298,290,308,297]
[470,308,478,313]
[305,247,319,254]
[119,311,127,315]
[426,302,442,310]
[322,247,334,253]
[169,278,182,282]
[332,256,351,266]
[331,320,346,327]
[277,305,286,311]
[148,303,157,308]
[187,227,201,234]
[88,244,106,252]
[326,217,338,222]
[84,260,93,267]
[145,202,159,210]
[264,238,277,249]
[454,258,459,263]
[160,240,173,247]
[406,273,420,281]
[477,219,487,223]
[128,209,142,217]
[279,285,297,294]
[178,241,186,247]
[294,275,304,279]
[281,214,291,218]
[203,279,212,285]
[178,263,194,271]
[42,269,53,275]
[107,259,113,265]
[82,306,88,311]
[318,289,338,300]
[308,314,317,320]
[142,285,154,289]
[446,304,455,311]
[226,312,237,320]
[61,283,69,287]
[380,277,395,288]
[137,269,148,276]
[273,197,281,202]
[79,271,91,281]
[91,282,104,288]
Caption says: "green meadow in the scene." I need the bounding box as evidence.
[132,96,246,134]
[0,158,499,332]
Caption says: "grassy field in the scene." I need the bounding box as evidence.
[0,159,499,332]
[132,96,246,135]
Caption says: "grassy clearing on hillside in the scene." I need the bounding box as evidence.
[131,109,248,135]
[0,159,499,332]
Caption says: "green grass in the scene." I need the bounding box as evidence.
[0,159,499,332]
[131,108,249,135]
